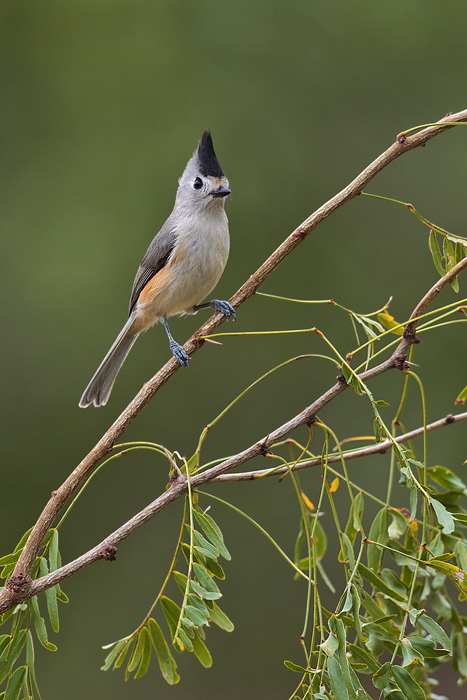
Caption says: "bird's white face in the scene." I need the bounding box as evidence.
[178,160,230,211]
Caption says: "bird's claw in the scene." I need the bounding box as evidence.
[211,299,236,320]
[170,341,190,366]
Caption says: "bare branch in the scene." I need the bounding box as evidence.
[211,412,467,482]
[2,109,466,611]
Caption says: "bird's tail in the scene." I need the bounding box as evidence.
[79,318,139,408]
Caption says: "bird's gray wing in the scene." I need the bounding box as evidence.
[128,223,177,315]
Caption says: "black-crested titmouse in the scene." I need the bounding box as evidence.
[79,130,234,408]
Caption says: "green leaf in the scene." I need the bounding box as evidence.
[455,541,467,571]
[455,385,467,406]
[187,594,209,618]
[192,633,212,667]
[192,563,221,595]
[391,664,425,700]
[340,533,355,569]
[409,611,452,652]
[380,569,407,598]
[388,509,407,539]
[312,517,328,560]
[0,554,20,567]
[327,656,350,700]
[343,493,364,550]
[39,558,59,634]
[429,229,445,276]
[29,595,52,649]
[409,487,418,523]
[4,665,27,700]
[101,639,127,672]
[177,626,194,651]
[367,507,389,573]
[190,580,222,600]
[332,617,357,699]
[455,631,467,678]
[192,531,219,560]
[209,603,234,632]
[0,630,27,685]
[372,661,390,690]
[193,508,231,561]
[173,571,188,594]
[428,466,467,493]
[202,557,225,580]
[347,644,379,673]
[319,632,339,658]
[410,636,450,659]
[184,605,209,627]
[127,630,145,673]
[358,563,405,602]
[444,236,460,292]
[114,639,133,669]
[134,628,151,679]
[48,530,59,572]
[284,659,308,673]
[160,597,182,640]
[13,528,33,554]
[400,638,423,667]
[373,418,381,443]
[147,619,179,685]
[430,499,455,534]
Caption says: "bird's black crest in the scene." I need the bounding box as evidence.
[196,129,224,177]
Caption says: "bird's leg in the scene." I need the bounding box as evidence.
[193,299,236,320]
[162,315,190,366]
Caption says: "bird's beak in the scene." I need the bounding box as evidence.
[211,186,231,198]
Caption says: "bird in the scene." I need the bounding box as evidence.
[79,129,234,408]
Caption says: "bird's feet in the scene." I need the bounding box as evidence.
[170,341,190,367]
[210,299,236,320]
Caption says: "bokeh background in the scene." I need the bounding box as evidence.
[1,1,466,698]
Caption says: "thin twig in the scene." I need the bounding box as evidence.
[210,412,467,482]
[2,109,467,611]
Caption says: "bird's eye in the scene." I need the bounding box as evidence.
[193,177,203,190]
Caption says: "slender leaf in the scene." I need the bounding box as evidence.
[190,580,222,600]
[284,659,308,672]
[391,664,425,700]
[126,631,144,673]
[101,639,127,672]
[347,644,379,673]
[39,558,59,634]
[160,597,182,639]
[430,499,455,534]
[134,628,151,679]
[319,633,339,658]
[209,603,234,632]
[4,665,27,700]
[192,633,212,667]
[184,605,209,627]
[429,229,445,276]
[147,619,179,685]
[327,656,350,700]
[0,555,20,567]
[192,563,221,594]
[372,661,390,690]
[413,612,452,652]
[193,509,231,560]
[358,563,405,601]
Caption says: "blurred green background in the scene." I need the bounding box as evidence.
[1,1,466,697]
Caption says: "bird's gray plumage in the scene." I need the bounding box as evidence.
[79,130,233,408]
